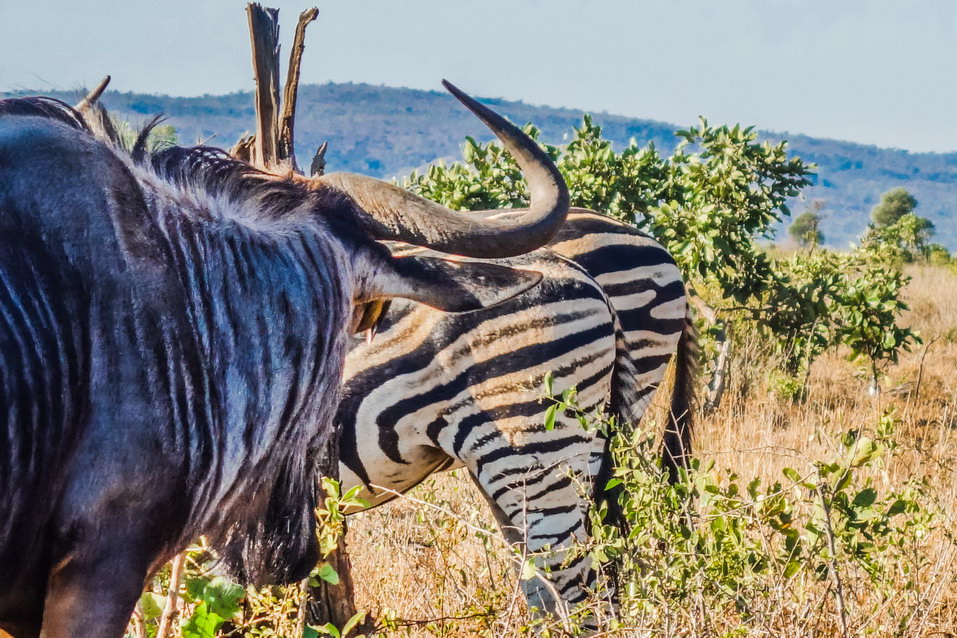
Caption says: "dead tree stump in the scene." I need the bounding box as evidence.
[242,4,364,633]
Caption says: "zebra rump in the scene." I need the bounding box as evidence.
[337,209,695,617]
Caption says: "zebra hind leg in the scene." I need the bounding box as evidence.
[469,470,606,632]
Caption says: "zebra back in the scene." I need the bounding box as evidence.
[548,209,693,478]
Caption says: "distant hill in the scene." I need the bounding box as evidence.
[7,82,955,250]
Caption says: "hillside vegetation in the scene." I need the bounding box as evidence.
[6,82,955,249]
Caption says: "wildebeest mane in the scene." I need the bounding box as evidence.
[0,96,364,236]
[0,96,88,132]
[150,145,314,216]
[146,143,371,243]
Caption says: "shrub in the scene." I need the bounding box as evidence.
[406,116,919,393]
[543,394,954,637]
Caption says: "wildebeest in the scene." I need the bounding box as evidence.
[336,210,694,617]
[0,81,568,638]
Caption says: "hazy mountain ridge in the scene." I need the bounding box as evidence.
[10,82,955,249]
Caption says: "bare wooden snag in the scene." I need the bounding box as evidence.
[242,4,369,634]
[246,3,281,169]
[278,7,318,167]
[244,3,320,173]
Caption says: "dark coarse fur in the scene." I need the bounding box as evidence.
[0,96,88,131]
[0,96,369,631]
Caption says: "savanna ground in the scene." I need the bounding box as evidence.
[344,264,957,637]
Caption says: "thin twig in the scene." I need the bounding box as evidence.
[686,287,717,324]
[704,323,732,413]
[501,521,529,636]
[295,578,310,637]
[130,605,147,638]
[390,610,496,628]
[816,482,850,638]
[912,335,940,402]
[156,553,186,638]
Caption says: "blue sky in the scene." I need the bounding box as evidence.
[1,0,954,152]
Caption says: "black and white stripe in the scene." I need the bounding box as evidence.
[337,210,693,616]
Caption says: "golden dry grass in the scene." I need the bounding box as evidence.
[345,264,957,637]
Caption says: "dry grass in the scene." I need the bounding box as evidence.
[345,265,957,636]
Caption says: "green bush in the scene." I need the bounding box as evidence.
[788,207,825,247]
[405,115,918,392]
[926,244,952,267]
[860,213,937,265]
[538,395,952,637]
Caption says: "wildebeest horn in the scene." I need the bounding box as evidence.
[75,75,111,111]
[317,80,569,258]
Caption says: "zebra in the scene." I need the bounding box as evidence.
[336,209,694,617]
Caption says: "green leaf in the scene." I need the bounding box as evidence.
[782,467,802,484]
[852,488,878,508]
[184,576,210,603]
[543,403,558,431]
[542,370,554,397]
[605,478,623,490]
[341,611,368,637]
[139,591,166,622]
[311,623,341,638]
[520,559,538,581]
[316,562,341,585]
[181,602,225,638]
[783,560,802,579]
[184,576,244,619]
[887,499,907,516]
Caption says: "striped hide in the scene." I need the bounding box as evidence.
[336,210,694,618]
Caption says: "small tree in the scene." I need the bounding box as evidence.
[870,187,917,227]
[788,200,825,247]
[861,213,936,263]
[926,243,952,266]
[833,261,918,393]
[863,188,936,263]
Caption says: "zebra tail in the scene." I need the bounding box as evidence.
[661,308,697,484]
